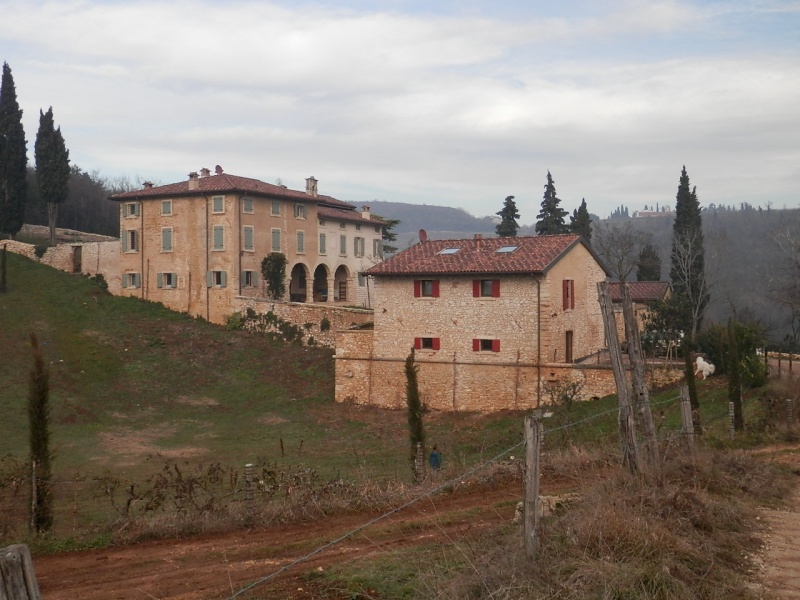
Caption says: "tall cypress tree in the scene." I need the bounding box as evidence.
[0,62,28,238]
[35,107,71,245]
[670,166,709,335]
[569,197,592,242]
[495,195,519,237]
[405,347,426,481]
[29,333,53,533]
[535,171,569,235]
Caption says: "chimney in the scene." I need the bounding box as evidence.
[474,233,483,250]
[199,167,211,178]
[188,172,199,191]
[305,176,318,197]
[361,205,371,220]
[142,181,153,189]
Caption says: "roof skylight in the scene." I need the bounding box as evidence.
[437,248,461,255]
[496,246,518,253]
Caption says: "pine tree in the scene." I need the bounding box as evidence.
[0,62,28,238]
[29,333,53,533]
[569,197,592,241]
[35,107,71,245]
[495,195,519,237]
[636,244,662,281]
[535,171,569,235]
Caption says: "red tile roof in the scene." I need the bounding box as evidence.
[365,234,599,276]
[608,281,670,303]
[317,206,383,226]
[109,172,355,210]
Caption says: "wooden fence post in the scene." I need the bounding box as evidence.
[0,544,42,600]
[524,413,543,560]
[245,463,254,514]
[787,399,795,440]
[680,385,695,455]
[728,402,736,438]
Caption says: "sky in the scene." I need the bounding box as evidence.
[1,0,799,224]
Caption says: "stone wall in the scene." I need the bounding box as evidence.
[335,330,684,412]
[236,297,373,347]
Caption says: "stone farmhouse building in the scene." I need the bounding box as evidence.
[608,280,671,340]
[110,167,385,323]
[335,233,620,411]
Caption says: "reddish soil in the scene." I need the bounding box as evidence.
[34,480,523,600]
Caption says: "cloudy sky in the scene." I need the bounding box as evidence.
[1,0,798,223]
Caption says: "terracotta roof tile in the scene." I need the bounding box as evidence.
[608,281,670,303]
[317,206,384,225]
[109,172,354,209]
[365,234,589,276]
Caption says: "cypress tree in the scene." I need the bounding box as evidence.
[29,333,53,533]
[535,171,569,235]
[636,244,662,281]
[405,348,426,481]
[35,107,71,245]
[0,62,28,238]
[495,195,520,237]
[261,252,287,300]
[569,197,592,242]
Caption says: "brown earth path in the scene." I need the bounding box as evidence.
[32,449,800,600]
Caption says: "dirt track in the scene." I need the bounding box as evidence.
[33,454,800,600]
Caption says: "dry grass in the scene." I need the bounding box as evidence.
[417,449,796,600]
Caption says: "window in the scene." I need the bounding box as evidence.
[243,226,254,252]
[294,204,306,219]
[213,225,224,251]
[473,279,500,298]
[496,246,518,253]
[438,248,460,255]
[161,227,173,252]
[562,279,575,310]
[356,223,361,231]
[319,219,326,226]
[206,270,227,287]
[473,338,501,352]
[122,272,141,289]
[354,236,365,257]
[161,200,172,216]
[212,196,224,213]
[244,270,259,287]
[374,225,380,233]
[157,272,177,289]
[271,201,281,216]
[271,228,281,252]
[124,202,140,217]
[373,239,382,259]
[414,337,440,350]
[297,231,305,253]
[340,222,346,229]
[339,234,347,255]
[358,273,366,287]
[122,230,138,253]
[414,279,440,298]
[319,233,327,255]
[242,197,254,213]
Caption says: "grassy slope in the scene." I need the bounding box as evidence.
[0,252,534,483]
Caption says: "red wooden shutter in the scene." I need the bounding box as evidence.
[414,337,422,350]
[432,338,440,350]
[473,280,480,297]
[562,280,569,309]
[414,280,421,297]
[432,280,440,297]
[473,339,480,351]
[570,280,575,309]
[492,280,500,297]
[492,339,501,352]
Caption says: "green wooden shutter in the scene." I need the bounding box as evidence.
[122,274,128,289]
[252,272,259,286]
[157,273,163,288]
[206,271,213,287]
[122,232,128,252]
[220,271,227,288]
[133,273,141,288]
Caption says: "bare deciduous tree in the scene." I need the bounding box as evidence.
[592,221,650,282]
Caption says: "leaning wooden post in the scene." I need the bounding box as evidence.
[680,385,695,455]
[0,544,42,600]
[621,283,660,472]
[524,413,543,560]
[597,282,641,473]
[728,402,736,438]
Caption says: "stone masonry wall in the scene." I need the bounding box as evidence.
[335,330,684,412]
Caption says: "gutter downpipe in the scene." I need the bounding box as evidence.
[536,276,541,408]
